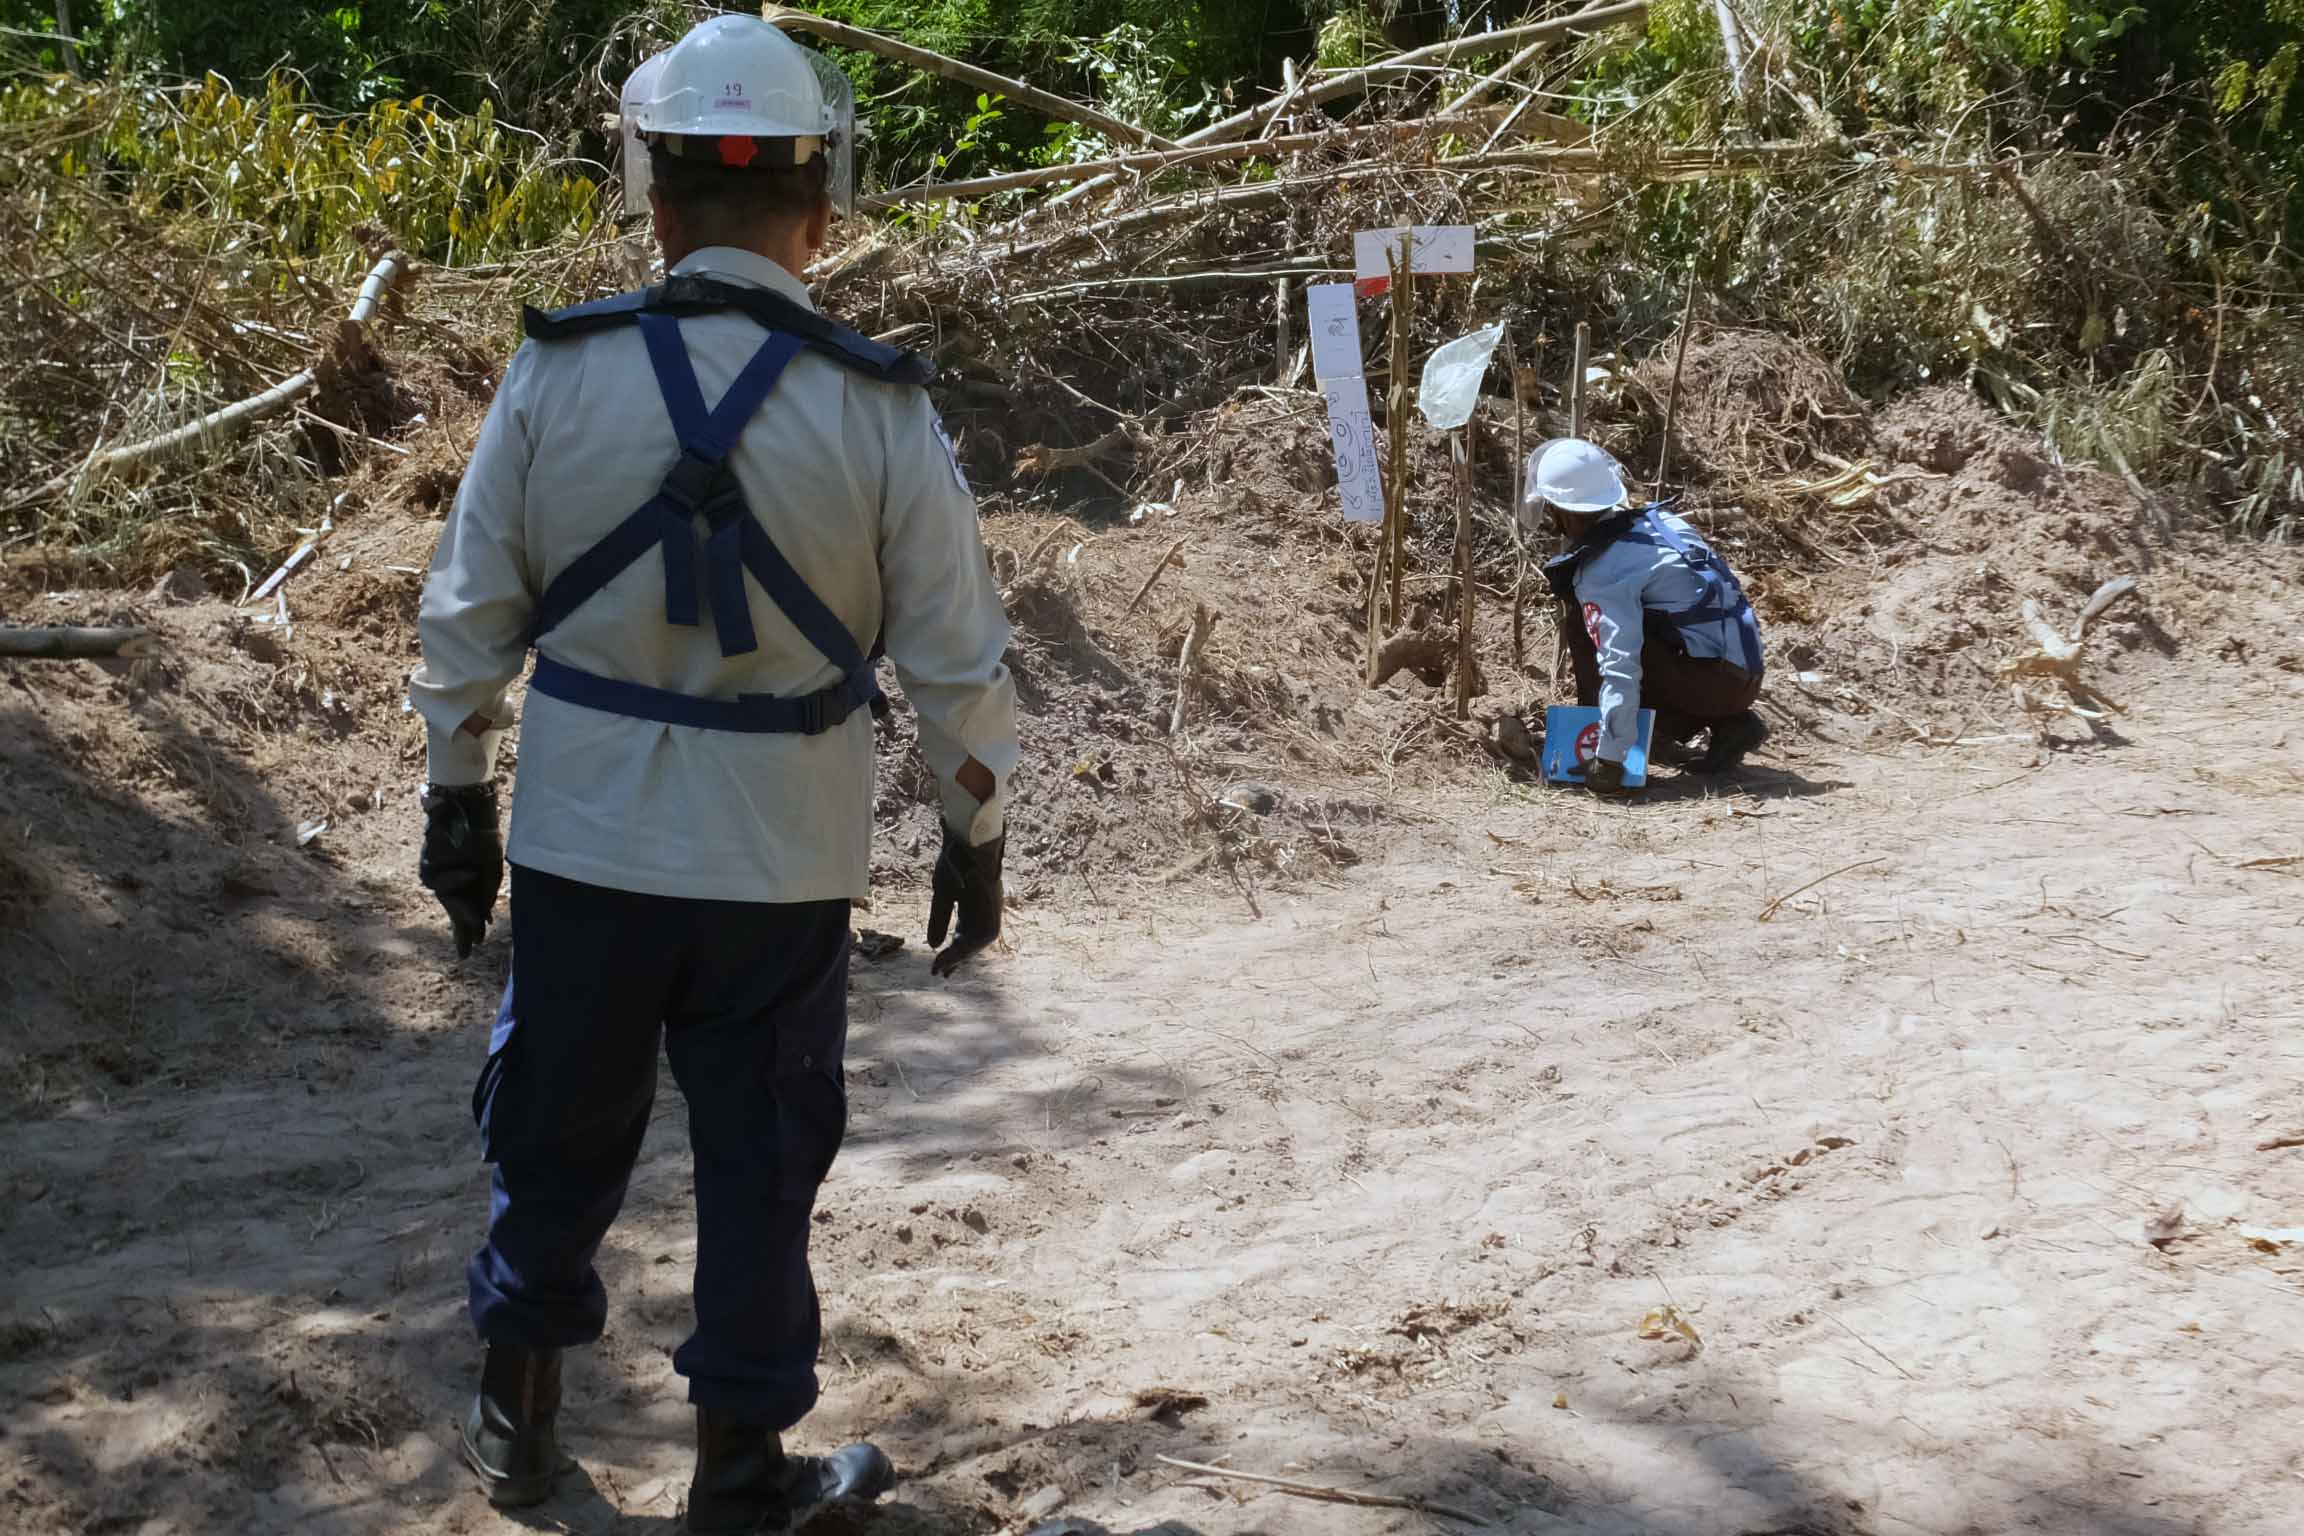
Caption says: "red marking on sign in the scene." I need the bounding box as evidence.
[718,135,759,168]
[1574,723,1600,765]
[1354,276,1390,299]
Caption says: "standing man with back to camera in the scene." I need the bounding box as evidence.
[407,15,1019,1529]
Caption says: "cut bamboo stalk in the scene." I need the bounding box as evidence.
[865,111,1508,208]
[0,626,153,660]
[25,251,409,500]
[765,6,1179,150]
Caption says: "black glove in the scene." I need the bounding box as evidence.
[927,825,1004,978]
[1583,758,1642,801]
[420,782,504,958]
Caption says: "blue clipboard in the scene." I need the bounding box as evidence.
[1542,705,1656,787]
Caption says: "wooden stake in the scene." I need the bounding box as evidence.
[1655,266,1699,491]
[1122,537,1190,618]
[1554,320,1591,692]
[1387,237,1416,644]
[1507,328,1530,671]
[1567,321,1591,438]
[1274,275,1292,387]
[1368,236,1418,686]
[1452,426,1476,718]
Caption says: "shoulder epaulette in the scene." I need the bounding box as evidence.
[521,276,933,388]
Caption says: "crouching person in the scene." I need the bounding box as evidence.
[1528,438,1768,796]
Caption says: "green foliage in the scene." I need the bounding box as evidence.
[0,71,602,269]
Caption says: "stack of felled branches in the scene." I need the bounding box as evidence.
[770,0,1888,491]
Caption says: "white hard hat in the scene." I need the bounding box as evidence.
[619,15,857,217]
[1525,437,1630,514]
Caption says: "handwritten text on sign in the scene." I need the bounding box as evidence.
[1352,225,1476,295]
[1321,377,1385,525]
[1304,281,1364,382]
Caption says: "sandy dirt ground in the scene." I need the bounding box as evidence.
[6,653,2303,1536]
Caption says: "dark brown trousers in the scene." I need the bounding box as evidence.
[1562,602,1763,742]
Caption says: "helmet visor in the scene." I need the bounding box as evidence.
[619,50,669,218]
[807,48,858,217]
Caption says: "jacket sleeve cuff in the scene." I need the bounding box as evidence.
[426,726,502,787]
[939,778,1005,844]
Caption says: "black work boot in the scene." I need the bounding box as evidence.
[460,1345,567,1508]
[1693,710,1770,775]
[687,1409,895,1535]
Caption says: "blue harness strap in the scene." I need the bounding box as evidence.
[1546,504,1764,675]
[529,654,877,736]
[1627,508,1765,674]
[526,312,882,734]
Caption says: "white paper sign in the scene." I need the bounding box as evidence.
[1305,282,1364,382]
[1322,376,1385,525]
[1353,225,1476,283]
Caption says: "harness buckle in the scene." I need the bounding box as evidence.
[795,690,831,735]
[659,451,725,512]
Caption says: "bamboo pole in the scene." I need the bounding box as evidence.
[0,626,153,660]
[764,6,1180,149]
[860,112,1506,208]
[1439,33,1557,118]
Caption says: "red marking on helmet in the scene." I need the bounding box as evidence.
[718,135,759,168]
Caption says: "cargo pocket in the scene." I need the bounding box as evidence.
[772,1006,848,1200]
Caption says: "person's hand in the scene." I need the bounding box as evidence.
[927,826,1004,978]
[420,782,504,958]
[1582,758,1641,800]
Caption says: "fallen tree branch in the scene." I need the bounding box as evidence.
[23,251,410,501]
[0,626,154,660]
[1156,1456,1494,1528]
[1020,0,1649,223]
[765,6,1179,150]
[1015,425,1139,477]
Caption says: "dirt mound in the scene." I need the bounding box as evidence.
[1617,330,1873,483]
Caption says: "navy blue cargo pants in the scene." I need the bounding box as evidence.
[468,864,850,1429]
